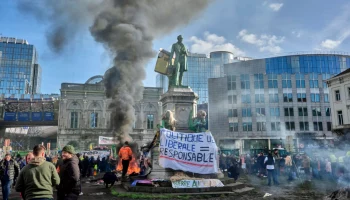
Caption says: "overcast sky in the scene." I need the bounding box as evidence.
[1,0,350,94]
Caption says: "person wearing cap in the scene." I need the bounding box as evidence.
[57,145,80,200]
[118,141,133,179]
[15,144,60,200]
[0,153,19,200]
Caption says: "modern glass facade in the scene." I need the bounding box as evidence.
[209,54,350,152]
[156,51,234,103]
[0,37,41,98]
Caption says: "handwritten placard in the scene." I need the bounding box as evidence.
[171,179,224,188]
[159,128,218,174]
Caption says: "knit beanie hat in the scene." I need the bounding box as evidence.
[62,145,75,155]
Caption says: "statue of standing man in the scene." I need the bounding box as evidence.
[169,35,188,87]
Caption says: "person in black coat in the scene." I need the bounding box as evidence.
[227,158,240,182]
[57,145,80,200]
[82,156,89,177]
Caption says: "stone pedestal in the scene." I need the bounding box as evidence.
[148,87,198,179]
[160,87,198,131]
[148,145,175,179]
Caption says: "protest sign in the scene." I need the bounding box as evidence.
[79,150,110,160]
[159,128,218,174]
[171,179,224,188]
[98,136,118,145]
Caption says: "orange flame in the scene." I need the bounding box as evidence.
[117,156,140,175]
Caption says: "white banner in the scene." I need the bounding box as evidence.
[79,150,110,160]
[98,136,118,145]
[159,128,218,174]
[172,179,224,188]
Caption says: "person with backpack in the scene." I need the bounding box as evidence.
[264,152,279,186]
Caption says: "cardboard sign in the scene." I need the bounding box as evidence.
[171,179,224,188]
[159,128,218,174]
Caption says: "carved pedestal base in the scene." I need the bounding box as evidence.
[160,87,198,131]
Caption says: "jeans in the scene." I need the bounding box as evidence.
[267,169,279,185]
[1,179,12,200]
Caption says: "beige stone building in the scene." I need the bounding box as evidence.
[58,75,163,150]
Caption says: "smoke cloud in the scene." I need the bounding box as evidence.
[19,0,210,142]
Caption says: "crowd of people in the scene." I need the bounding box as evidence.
[0,142,139,200]
[0,144,81,200]
[220,149,350,187]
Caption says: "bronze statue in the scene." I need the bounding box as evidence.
[169,35,188,87]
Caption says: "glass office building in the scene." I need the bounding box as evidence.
[0,37,41,97]
[156,51,234,104]
[209,53,350,153]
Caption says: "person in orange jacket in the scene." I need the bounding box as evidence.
[118,141,133,178]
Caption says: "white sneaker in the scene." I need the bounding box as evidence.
[79,192,83,196]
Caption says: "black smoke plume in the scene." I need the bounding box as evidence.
[18,0,211,142]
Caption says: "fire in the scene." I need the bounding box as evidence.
[117,156,140,175]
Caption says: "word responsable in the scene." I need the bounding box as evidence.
[158,129,219,174]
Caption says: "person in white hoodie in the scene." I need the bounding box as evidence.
[264,152,279,186]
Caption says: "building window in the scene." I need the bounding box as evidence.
[323,74,330,88]
[228,95,237,104]
[296,74,305,88]
[282,74,292,88]
[324,94,329,102]
[254,74,264,89]
[284,107,294,116]
[229,123,238,132]
[257,122,266,131]
[285,122,295,131]
[297,93,307,102]
[298,107,308,116]
[283,93,293,102]
[311,93,320,102]
[242,108,252,117]
[147,114,154,129]
[348,88,350,99]
[241,74,250,89]
[270,107,280,117]
[243,122,252,131]
[309,73,319,88]
[242,94,251,103]
[268,74,278,88]
[313,122,323,131]
[299,122,309,131]
[325,107,331,116]
[338,111,343,125]
[271,122,281,131]
[70,112,78,129]
[228,109,238,117]
[227,75,236,90]
[335,90,341,101]
[255,94,265,103]
[327,122,332,131]
[90,112,98,128]
[269,94,279,103]
[256,108,266,117]
[312,107,322,116]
